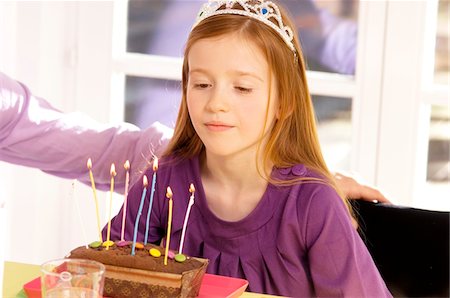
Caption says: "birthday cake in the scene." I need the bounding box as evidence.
[68,243,208,298]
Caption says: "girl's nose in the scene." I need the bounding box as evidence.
[206,86,229,112]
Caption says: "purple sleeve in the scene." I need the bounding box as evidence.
[303,186,392,297]
[0,72,173,191]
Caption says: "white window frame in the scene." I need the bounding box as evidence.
[376,0,449,207]
[109,0,449,208]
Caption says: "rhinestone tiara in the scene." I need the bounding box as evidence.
[192,0,296,52]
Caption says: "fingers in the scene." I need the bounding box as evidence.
[333,171,393,204]
[355,186,392,204]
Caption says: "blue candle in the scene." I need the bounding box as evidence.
[131,175,148,255]
[144,158,158,244]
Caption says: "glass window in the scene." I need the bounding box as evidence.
[422,0,450,211]
[124,76,181,128]
[427,105,450,183]
[313,96,352,171]
[126,0,359,75]
[422,104,450,211]
[434,0,449,84]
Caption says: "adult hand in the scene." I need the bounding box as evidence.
[334,171,391,204]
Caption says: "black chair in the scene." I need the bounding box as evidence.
[352,200,449,297]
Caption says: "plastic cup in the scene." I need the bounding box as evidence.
[41,258,105,298]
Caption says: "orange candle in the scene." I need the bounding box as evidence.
[164,186,173,265]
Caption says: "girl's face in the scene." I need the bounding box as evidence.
[186,34,279,158]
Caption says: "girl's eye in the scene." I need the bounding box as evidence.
[194,83,210,89]
[235,86,252,93]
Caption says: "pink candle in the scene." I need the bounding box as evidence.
[120,160,130,242]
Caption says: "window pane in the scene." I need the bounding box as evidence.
[124,76,181,128]
[434,0,449,84]
[313,96,352,171]
[423,105,450,211]
[427,105,450,182]
[126,0,359,75]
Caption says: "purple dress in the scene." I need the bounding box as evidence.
[105,155,392,297]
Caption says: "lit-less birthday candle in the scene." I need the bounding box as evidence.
[103,163,116,250]
[131,175,148,256]
[87,158,103,242]
[164,186,173,266]
[120,160,130,243]
[179,183,195,254]
[144,157,158,245]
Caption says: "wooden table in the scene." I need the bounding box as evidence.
[3,261,279,298]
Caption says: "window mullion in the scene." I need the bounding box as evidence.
[352,0,388,184]
[377,0,431,206]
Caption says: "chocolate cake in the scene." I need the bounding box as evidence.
[68,243,208,298]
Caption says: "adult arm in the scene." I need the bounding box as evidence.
[0,72,173,192]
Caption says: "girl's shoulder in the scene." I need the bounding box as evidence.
[272,163,342,209]
[273,163,328,183]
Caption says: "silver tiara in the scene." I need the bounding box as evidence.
[193,0,296,52]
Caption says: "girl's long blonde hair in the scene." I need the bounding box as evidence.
[163,1,353,217]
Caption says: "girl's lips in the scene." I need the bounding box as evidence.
[205,122,234,132]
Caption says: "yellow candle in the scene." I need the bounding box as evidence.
[87,158,103,242]
[105,163,117,250]
[164,186,173,266]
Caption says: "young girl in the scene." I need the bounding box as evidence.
[106,0,391,296]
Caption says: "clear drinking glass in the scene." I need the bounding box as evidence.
[41,258,105,298]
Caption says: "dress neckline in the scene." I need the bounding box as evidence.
[190,155,278,239]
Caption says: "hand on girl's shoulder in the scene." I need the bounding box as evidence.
[333,171,391,203]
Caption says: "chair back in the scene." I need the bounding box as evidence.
[353,200,449,297]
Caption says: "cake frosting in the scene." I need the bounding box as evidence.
[68,242,208,298]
